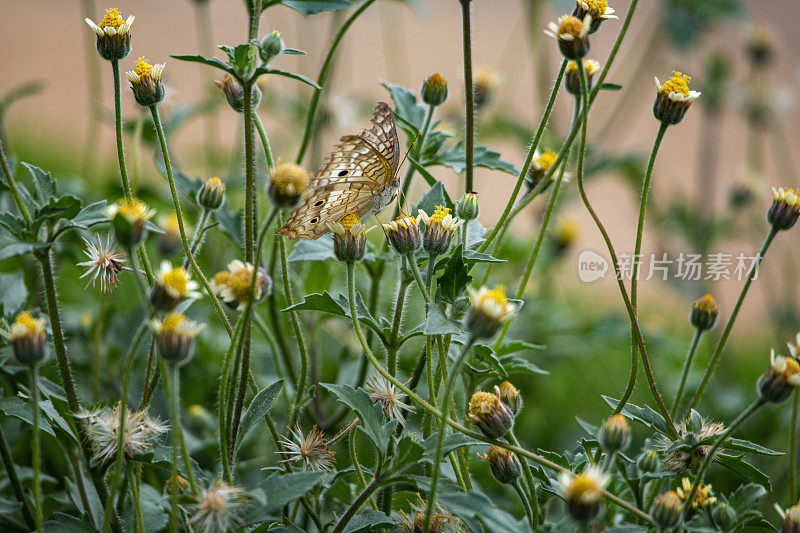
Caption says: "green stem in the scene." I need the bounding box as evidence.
[688,228,778,412]
[671,328,703,418]
[395,104,435,216]
[422,336,475,533]
[679,398,765,522]
[407,254,432,304]
[348,429,378,511]
[0,139,31,221]
[149,105,234,338]
[512,480,535,527]
[218,317,246,483]
[0,424,36,530]
[254,113,275,171]
[507,431,539,525]
[243,80,256,265]
[30,365,42,532]
[128,463,143,533]
[459,0,475,194]
[295,0,377,164]
[388,260,410,374]
[101,319,150,533]
[477,60,566,254]
[111,60,133,198]
[184,207,211,268]
[331,473,388,533]
[575,65,677,438]
[167,365,180,533]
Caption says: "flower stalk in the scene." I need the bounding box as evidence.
[671,328,703,417]
[459,0,475,194]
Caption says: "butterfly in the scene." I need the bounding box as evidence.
[276,101,401,240]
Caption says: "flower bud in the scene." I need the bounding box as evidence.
[552,217,579,255]
[259,30,285,65]
[125,57,166,107]
[467,387,514,439]
[768,187,800,231]
[598,414,630,453]
[545,15,591,60]
[418,206,464,256]
[758,350,800,403]
[382,214,422,255]
[780,504,800,533]
[215,74,262,113]
[198,177,226,210]
[557,465,609,522]
[85,8,134,61]
[457,192,480,221]
[636,450,660,473]
[690,294,719,331]
[5,312,48,366]
[497,380,521,415]
[473,67,499,109]
[525,149,559,191]
[712,502,737,531]
[653,71,701,125]
[652,491,682,530]
[465,286,516,340]
[327,213,370,263]
[150,261,200,312]
[746,24,775,68]
[479,445,521,485]
[421,73,448,107]
[572,0,618,34]
[150,313,204,365]
[565,59,600,95]
[157,214,183,257]
[167,475,189,494]
[269,162,311,208]
[106,197,155,248]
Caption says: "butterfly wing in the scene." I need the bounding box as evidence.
[277,102,399,240]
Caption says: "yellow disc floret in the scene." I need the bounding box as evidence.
[566,474,603,503]
[99,8,126,30]
[430,206,451,224]
[469,391,498,416]
[160,313,186,333]
[535,150,558,171]
[473,285,510,317]
[229,268,253,302]
[558,16,586,37]
[582,0,608,16]
[163,268,189,297]
[340,213,360,232]
[134,57,155,81]
[12,312,41,337]
[117,197,153,223]
[660,71,691,97]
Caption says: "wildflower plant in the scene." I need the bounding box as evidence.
[1,2,799,533]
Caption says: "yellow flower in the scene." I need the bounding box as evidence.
[85,8,134,61]
[465,285,516,339]
[212,260,271,311]
[125,57,166,107]
[558,465,609,522]
[150,313,204,365]
[527,149,560,190]
[150,261,200,311]
[676,477,716,511]
[382,214,422,255]
[768,187,800,230]
[327,213,370,262]
[422,73,449,107]
[545,15,591,60]
[418,206,463,255]
[573,0,618,33]
[198,177,226,210]
[106,197,155,247]
[269,162,311,208]
[554,217,580,251]
[473,67,501,108]
[653,71,701,124]
[758,349,800,403]
[690,294,719,330]
[565,59,601,94]
[467,386,514,438]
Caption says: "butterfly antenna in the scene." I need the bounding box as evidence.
[376,214,391,242]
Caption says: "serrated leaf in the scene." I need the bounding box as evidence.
[0,396,55,436]
[44,512,97,532]
[437,246,472,304]
[726,438,782,456]
[322,383,396,455]
[261,471,325,511]
[602,396,670,435]
[413,181,453,217]
[285,291,380,334]
[727,482,766,513]
[59,201,109,231]
[426,142,519,175]
[462,249,504,263]
[716,453,770,489]
[171,54,235,75]
[342,509,395,532]
[423,302,462,335]
[22,163,56,207]
[236,380,282,450]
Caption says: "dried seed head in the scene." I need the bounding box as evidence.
[189,481,246,533]
[77,234,126,293]
[79,404,167,465]
[277,425,335,471]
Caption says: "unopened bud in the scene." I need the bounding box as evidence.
[215,74,262,113]
[421,73,448,107]
[480,445,521,485]
[5,312,48,366]
[636,450,660,473]
[467,387,514,439]
[497,381,521,415]
[712,502,737,531]
[758,350,800,403]
[259,30,285,65]
[198,177,225,210]
[598,414,630,453]
[457,192,480,221]
[690,294,719,331]
[768,187,800,231]
[652,491,682,530]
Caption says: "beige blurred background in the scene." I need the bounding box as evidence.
[1,0,799,331]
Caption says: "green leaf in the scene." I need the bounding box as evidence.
[276,0,354,16]
[0,396,55,436]
[171,54,235,76]
[602,396,670,435]
[44,512,98,532]
[437,491,529,533]
[22,163,56,207]
[422,433,483,463]
[406,157,454,208]
[285,291,381,334]
[59,201,109,231]
[599,82,623,91]
[303,261,333,294]
[495,341,545,356]
[0,497,21,515]
[380,81,425,140]
[726,438,783,457]
[413,181,453,217]
[254,68,320,89]
[727,483,766,514]
[236,380,283,449]
[342,509,395,532]
[153,152,203,198]
[462,249,504,264]
[394,434,424,467]
[0,272,27,316]
[424,302,462,335]
[288,234,374,262]
[437,246,472,304]
[426,142,519,175]
[0,237,48,262]
[322,383,396,455]
[716,453,770,489]
[214,204,244,247]
[261,471,325,511]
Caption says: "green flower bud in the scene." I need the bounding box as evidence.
[198,177,226,210]
[5,312,48,366]
[327,213,369,263]
[457,192,480,221]
[259,30,285,65]
[215,74,262,113]
[421,73,448,107]
[652,491,682,530]
[497,381,521,415]
[150,313,204,366]
[636,450,660,473]
[690,294,719,331]
[758,350,800,403]
[598,414,630,453]
[125,57,166,107]
[712,502,737,531]
[480,445,521,485]
[419,206,463,256]
[106,198,154,248]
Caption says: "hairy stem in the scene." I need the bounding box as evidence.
[671,328,703,418]
[459,0,475,194]
[507,430,539,524]
[30,366,42,532]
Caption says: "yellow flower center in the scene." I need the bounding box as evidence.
[694,294,718,313]
[660,71,691,97]
[207,176,224,190]
[117,198,152,222]
[567,474,601,502]
[340,213,360,232]
[229,268,253,302]
[99,8,125,29]
[535,150,558,171]
[134,57,155,82]
[213,271,231,288]
[469,391,499,416]
[783,357,800,378]
[272,163,310,196]
[161,313,186,333]
[163,268,188,296]
[430,205,451,224]
[581,0,608,16]
[13,312,39,335]
[477,285,509,311]
[160,214,180,236]
[558,16,585,38]
[427,73,447,90]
